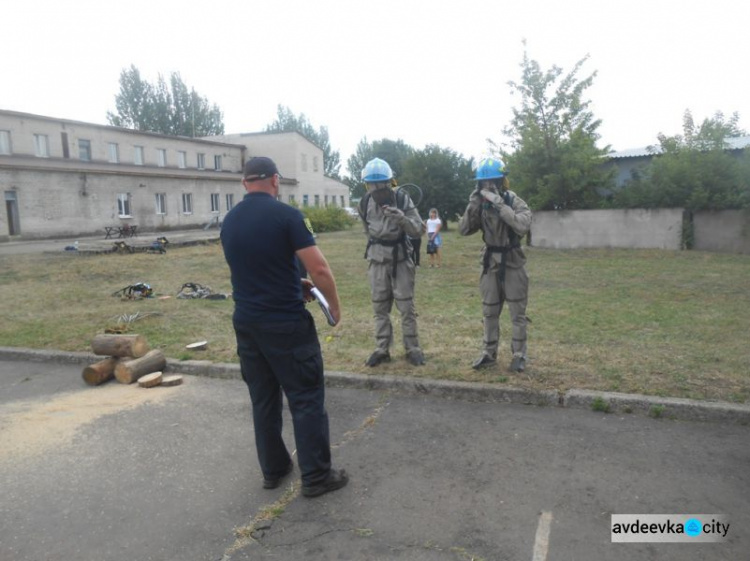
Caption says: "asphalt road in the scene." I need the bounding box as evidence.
[1,359,748,561]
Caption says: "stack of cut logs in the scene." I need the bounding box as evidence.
[82,334,182,388]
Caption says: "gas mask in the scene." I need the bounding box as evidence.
[369,184,396,206]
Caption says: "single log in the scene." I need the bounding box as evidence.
[138,371,163,388]
[161,375,184,387]
[114,350,166,384]
[91,334,150,358]
[81,357,119,386]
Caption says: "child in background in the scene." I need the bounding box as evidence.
[426,208,443,268]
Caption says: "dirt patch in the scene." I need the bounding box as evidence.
[0,383,180,462]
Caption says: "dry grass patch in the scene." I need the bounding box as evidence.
[1,229,749,403]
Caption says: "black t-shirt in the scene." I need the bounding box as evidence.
[221,192,315,322]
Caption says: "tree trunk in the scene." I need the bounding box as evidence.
[81,357,119,386]
[114,350,166,384]
[91,334,150,358]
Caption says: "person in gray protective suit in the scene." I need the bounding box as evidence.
[458,157,532,372]
[358,157,426,367]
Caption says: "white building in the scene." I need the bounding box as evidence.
[207,132,350,209]
[0,109,350,240]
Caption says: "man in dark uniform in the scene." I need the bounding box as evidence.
[221,156,348,498]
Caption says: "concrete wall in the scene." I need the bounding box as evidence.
[693,210,750,254]
[531,208,684,249]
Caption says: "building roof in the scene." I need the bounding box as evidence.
[607,135,750,159]
[0,108,241,148]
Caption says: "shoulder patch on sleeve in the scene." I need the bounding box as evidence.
[304,218,315,235]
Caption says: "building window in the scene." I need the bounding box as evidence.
[79,139,92,161]
[157,149,167,167]
[197,153,205,170]
[210,193,220,212]
[303,194,309,207]
[214,155,222,171]
[108,143,119,163]
[34,134,49,158]
[155,193,167,215]
[117,193,131,217]
[340,195,345,207]
[178,151,187,169]
[313,156,319,172]
[182,193,193,214]
[324,195,329,206]
[134,146,144,165]
[226,193,234,211]
[289,194,295,204]
[314,194,320,207]
[0,130,11,155]
[301,153,308,171]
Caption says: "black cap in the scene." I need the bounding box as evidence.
[243,157,282,181]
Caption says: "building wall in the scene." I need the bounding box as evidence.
[0,109,249,240]
[210,131,350,208]
[602,155,652,188]
[693,210,750,254]
[0,166,244,239]
[0,110,243,172]
[531,208,684,250]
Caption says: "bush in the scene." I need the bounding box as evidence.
[301,206,354,233]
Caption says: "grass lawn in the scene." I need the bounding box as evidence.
[1,226,748,403]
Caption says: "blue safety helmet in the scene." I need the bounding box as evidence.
[361,158,394,183]
[474,157,507,181]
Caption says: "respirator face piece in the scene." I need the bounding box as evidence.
[369,185,396,206]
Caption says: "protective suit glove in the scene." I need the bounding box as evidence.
[480,189,504,206]
[382,206,406,220]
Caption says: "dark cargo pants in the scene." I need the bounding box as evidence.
[234,310,332,486]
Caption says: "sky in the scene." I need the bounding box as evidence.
[3,0,749,178]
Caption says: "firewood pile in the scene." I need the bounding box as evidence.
[82,334,183,388]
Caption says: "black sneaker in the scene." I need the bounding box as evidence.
[472,353,497,370]
[302,469,349,498]
[365,351,391,367]
[263,461,293,490]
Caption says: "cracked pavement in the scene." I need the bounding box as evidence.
[1,359,748,561]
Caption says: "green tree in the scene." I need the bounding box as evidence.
[500,45,614,210]
[345,138,415,201]
[402,145,474,227]
[107,65,224,137]
[265,105,341,179]
[612,110,749,210]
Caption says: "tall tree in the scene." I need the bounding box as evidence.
[402,145,473,227]
[500,45,614,210]
[107,65,224,137]
[265,105,341,179]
